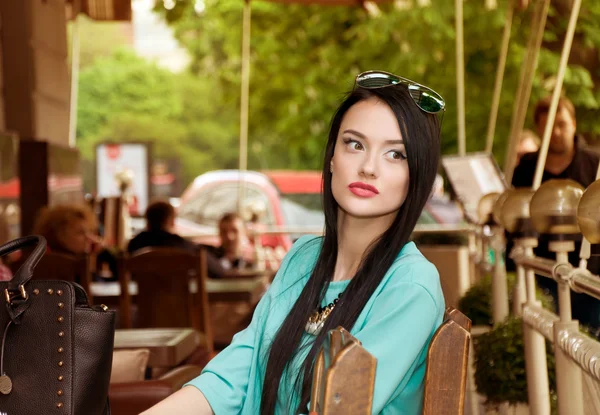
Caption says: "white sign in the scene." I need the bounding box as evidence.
[96,143,150,216]
[442,153,507,223]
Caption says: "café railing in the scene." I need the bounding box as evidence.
[504,245,600,415]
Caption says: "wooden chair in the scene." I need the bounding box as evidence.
[309,307,471,415]
[9,252,93,301]
[117,247,214,355]
[423,307,472,415]
[309,327,377,415]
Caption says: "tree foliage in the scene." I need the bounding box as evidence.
[77,49,239,187]
[152,0,600,171]
[76,1,600,191]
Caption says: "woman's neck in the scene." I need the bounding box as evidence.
[332,210,395,282]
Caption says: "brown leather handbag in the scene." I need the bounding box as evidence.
[0,236,115,415]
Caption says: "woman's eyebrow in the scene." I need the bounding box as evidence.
[343,129,404,144]
[343,129,367,139]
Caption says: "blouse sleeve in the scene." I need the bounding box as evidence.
[354,260,444,414]
[184,235,317,414]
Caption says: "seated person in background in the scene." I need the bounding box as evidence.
[29,204,106,283]
[204,212,255,273]
[511,95,600,337]
[128,201,228,278]
[33,204,100,255]
[127,201,196,253]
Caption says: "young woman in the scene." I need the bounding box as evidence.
[143,70,446,415]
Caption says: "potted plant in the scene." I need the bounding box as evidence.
[458,273,557,413]
[473,317,557,413]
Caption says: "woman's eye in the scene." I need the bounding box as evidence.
[387,150,407,161]
[343,139,364,151]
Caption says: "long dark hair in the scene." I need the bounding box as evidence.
[260,84,441,414]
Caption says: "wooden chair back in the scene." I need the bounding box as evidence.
[118,247,213,354]
[309,307,472,415]
[9,252,93,301]
[309,327,377,415]
[423,307,472,415]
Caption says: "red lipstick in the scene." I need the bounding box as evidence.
[348,182,379,198]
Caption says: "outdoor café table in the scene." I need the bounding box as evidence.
[90,274,268,304]
[114,327,202,368]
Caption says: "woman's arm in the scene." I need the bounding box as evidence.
[141,386,213,415]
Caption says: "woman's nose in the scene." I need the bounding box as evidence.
[359,154,378,179]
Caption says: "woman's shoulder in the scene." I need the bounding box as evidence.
[269,235,322,291]
[384,242,443,303]
[285,235,322,271]
[392,241,437,272]
[289,234,323,254]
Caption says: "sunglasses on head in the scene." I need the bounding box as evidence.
[355,70,446,114]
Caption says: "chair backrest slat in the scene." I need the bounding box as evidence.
[118,247,213,354]
[423,307,472,415]
[309,327,376,415]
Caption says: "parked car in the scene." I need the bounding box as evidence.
[176,170,324,250]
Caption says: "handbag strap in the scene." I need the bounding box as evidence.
[0,235,47,323]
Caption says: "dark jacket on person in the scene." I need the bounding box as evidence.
[127,230,226,279]
[127,229,197,254]
[512,135,599,189]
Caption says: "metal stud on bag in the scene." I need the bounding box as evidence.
[0,321,13,395]
[0,374,12,395]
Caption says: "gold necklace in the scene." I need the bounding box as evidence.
[304,293,342,336]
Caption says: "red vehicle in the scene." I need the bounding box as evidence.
[176,170,324,250]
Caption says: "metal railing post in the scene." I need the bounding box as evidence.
[491,226,510,323]
[520,239,552,414]
[549,241,584,415]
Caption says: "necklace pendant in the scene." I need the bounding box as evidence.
[305,294,344,336]
[305,321,318,335]
[305,320,323,336]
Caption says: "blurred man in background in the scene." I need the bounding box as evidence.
[511,95,600,336]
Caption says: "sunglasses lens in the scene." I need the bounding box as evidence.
[407,85,445,113]
[356,73,399,89]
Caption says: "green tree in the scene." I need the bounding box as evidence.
[153,0,600,170]
[76,49,240,189]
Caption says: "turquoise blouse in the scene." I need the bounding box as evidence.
[187,235,445,414]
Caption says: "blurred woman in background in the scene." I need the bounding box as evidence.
[33,204,101,255]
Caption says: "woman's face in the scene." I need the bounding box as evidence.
[330,97,410,220]
[57,218,90,255]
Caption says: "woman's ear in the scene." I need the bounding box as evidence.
[330,161,334,173]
